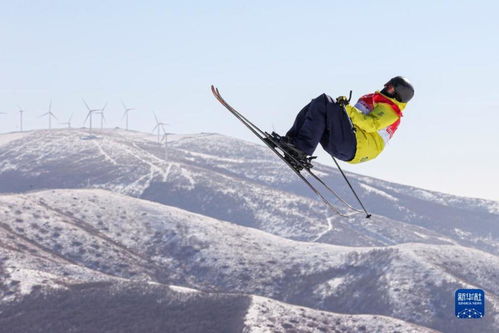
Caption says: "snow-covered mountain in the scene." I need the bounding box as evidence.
[0,129,497,253]
[0,129,498,332]
[1,189,496,332]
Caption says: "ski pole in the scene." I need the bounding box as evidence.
[331,156,371,218]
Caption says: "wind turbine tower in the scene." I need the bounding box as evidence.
[18,107,26,132]
[40,100,57,129]
[161,128,169,161]
[95,102,107,131]
[121,101,134,131]
[60,113,73,129]
[152,113,168,143]
[82,99,103,133]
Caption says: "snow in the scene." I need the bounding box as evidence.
[454,228,472,239]
[312,215,335,242]
[168,285,200,294]
[326,276,345,289]
[93,139,119,165]
[487,201,499,214]
[174,148,247,164]
[6,266,64,295]
[313,276,346,298]
[412,231,429,239]
[1,129,499,332]
[0,131,29,148]
[244,295,436,333]
[1,188,499,331]
[360,183,399,201]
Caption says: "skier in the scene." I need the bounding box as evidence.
[276,76,414,167]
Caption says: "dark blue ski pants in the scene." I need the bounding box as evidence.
[285,93,357,161]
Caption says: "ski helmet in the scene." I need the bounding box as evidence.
[382,76,414,103]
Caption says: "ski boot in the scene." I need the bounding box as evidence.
[264,132,315,171]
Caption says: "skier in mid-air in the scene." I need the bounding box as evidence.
[211,80,413,217]
[274,76,415,167]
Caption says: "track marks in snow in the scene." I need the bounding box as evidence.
[163,163,173,182]
[108,140,169,194]
[93,140,118,166]
[312,215,334,242]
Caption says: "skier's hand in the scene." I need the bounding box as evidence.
[336,96,349,106]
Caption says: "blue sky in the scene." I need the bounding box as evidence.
[1,1,498,200]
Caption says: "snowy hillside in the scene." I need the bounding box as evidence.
[1,189,498,332]
[0,129,498,332]
[0,129,497,254]
[0,280,435,333]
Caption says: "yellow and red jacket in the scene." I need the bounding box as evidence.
[345,92,407,164]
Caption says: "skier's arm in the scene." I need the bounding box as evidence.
[345,104,399,132]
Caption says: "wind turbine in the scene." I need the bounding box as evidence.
[121,101,134,131]
[82,99,103,133]
[40,100,57,129]
[18,106,26,132]
[95,102,108,131]
[60,113,74,128]
[152,112,168,143]
[161,126,169,161]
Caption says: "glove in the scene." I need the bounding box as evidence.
[336,90,353,106]
[336,96,350,106]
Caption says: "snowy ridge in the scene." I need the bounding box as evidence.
[243,295,438,333]
[0,129,498,332]
[1,189,498,332]
[0,129,497,254]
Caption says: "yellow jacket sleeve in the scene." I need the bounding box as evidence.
[345,103,399,133]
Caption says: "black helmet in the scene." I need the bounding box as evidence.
[382,76,414,103]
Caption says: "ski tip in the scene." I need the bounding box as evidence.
[365,214,372,219]
[211,85,220,98]
[211,85,221,94]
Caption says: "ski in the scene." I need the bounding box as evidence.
[211,85,361,218]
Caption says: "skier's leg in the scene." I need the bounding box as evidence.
[320,102,357,161]
[285,94,330,155]
[285,104,310,139]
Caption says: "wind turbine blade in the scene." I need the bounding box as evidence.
[82,99,91,111]
[101,102,108,112]
[49,100,52,113]
[153,112,160,124]
[40,112,49,118]
[84,111,92,124]
[69,113,74,122]
[121,100,127,110]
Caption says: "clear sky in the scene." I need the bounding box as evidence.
[1,1,498,201]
